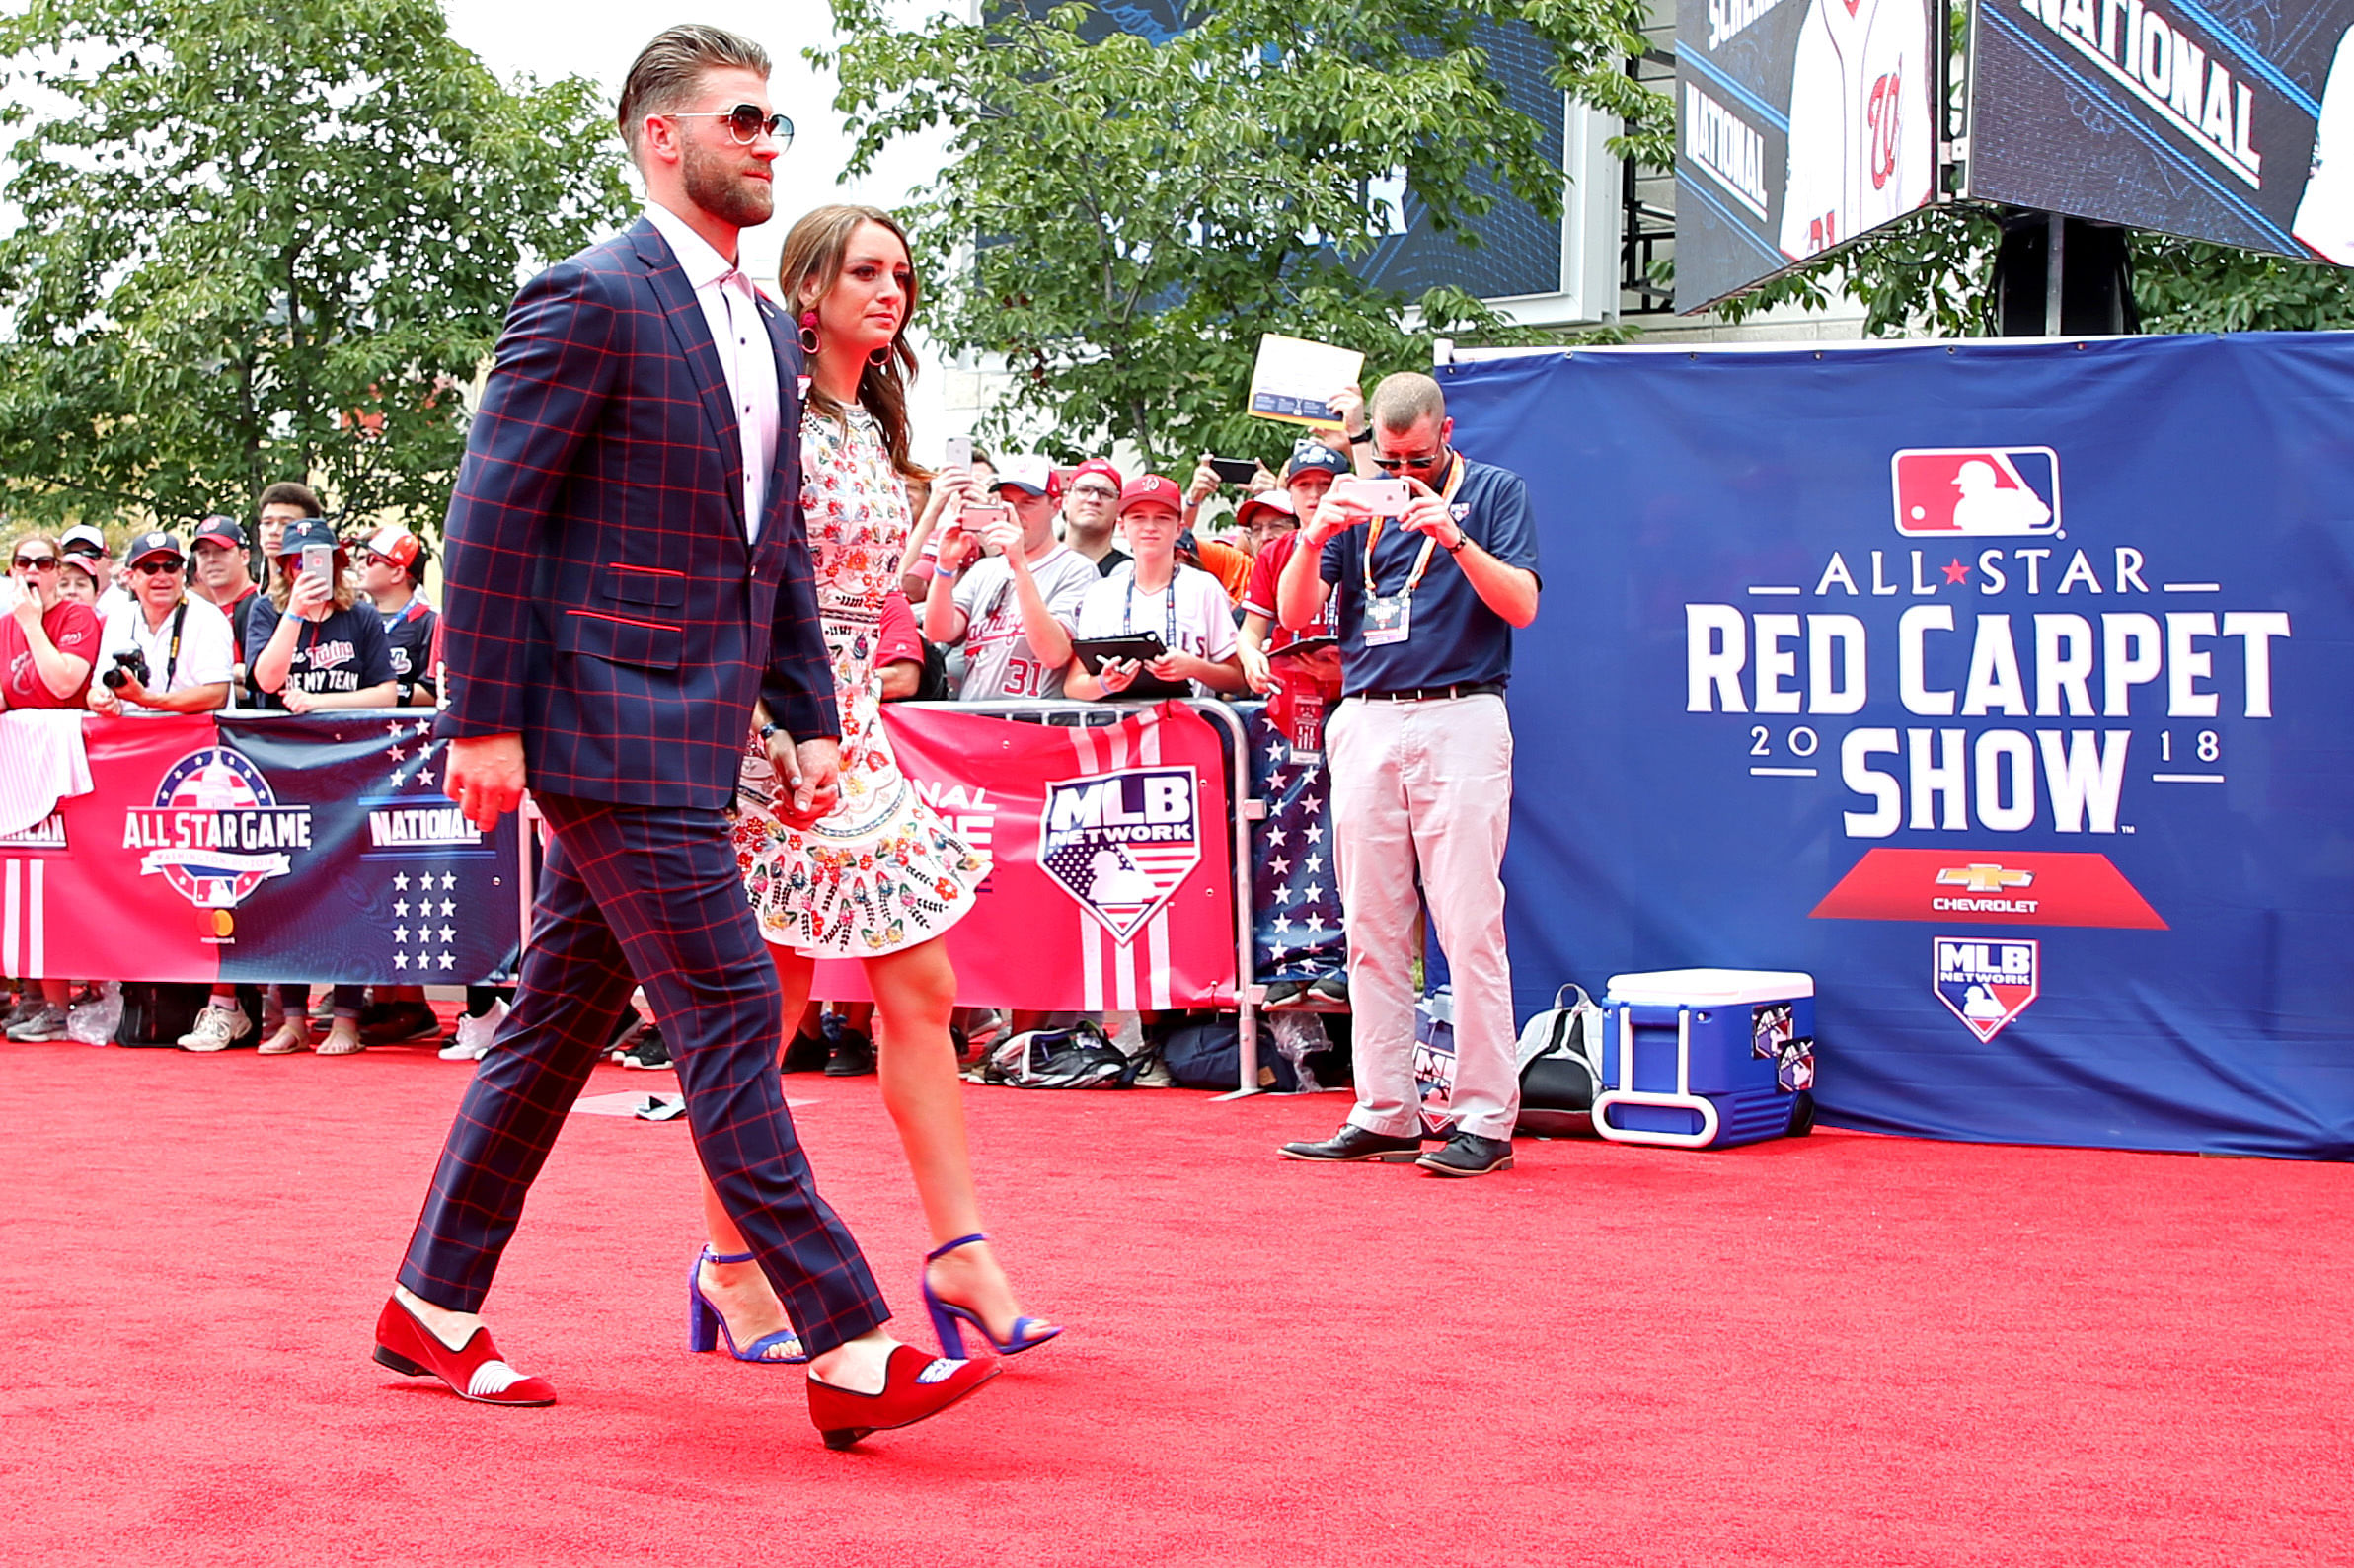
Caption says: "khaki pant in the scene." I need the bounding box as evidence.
[1326,692,1519,1141]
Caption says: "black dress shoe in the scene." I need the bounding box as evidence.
[1278,1124,1426,1162]
[824,1026,876,1077]
[780,1031,830,1074]
[1415,1131,1515,1177]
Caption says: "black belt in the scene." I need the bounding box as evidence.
[1357,681,1505,703]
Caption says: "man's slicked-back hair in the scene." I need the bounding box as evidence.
[1370,371,1448,433]
[617,25,772,161]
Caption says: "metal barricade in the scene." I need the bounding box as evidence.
[923,698,1266,1098]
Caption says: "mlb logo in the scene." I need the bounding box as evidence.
[1933,936,2040,1043]
[1891,447,2060,537]
[1037,765,1203,944]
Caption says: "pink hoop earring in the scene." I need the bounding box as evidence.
[868,343,892,369]
[797,310,820,355]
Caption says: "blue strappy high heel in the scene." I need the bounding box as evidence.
[921,1232,1062,1359]
[687,1245,808,1364]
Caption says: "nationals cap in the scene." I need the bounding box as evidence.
[1236,490,1298,528]
[123,531,186,567]
[193,516,247,551]
[1118,475,1184,516]
[992,454,1060,497]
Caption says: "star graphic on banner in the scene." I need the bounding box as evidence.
[1302,795,1322,814]
[440,926,457,943]
[1303,882,1323,903]
[1266,771,1287,792]
[394,952,410,969]
[387,768,406,786]
[1942,558,1970,585]
[389,743,408,763]
[1304,854,1324,875]
[1272,914,1293,934]
[418,769,435,787]
[1305,825,1324,845]
[1265,735,1287,762]
[1266,827,1287,848]
[393,927,410,943]
[1273,885,1294,905]
[440,899,457,917]
[385,720,408,738]
[441,873,458,890]
[1303,914,1327,935]
[394,900,409,918]
[394,873,410,891]
[1269,856,1289,876]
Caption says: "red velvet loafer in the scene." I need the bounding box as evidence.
[372,1295,557,1407]
[806,1343,1001,1450]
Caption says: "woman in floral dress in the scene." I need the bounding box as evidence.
[688,205,1057,1366]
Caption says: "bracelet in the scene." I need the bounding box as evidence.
[1347,430,1373,446]
[1445,533,1471,555]
[757,721,780,740]
[934,564,956,579]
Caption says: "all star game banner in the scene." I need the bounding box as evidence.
[811,701,1238,1012]
[1,713,522,985]
[1442,334,2354,1158]
[1970,0,2354,261]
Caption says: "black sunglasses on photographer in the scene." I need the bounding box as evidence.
[1369,449,1450,474]
[669,104,794,148]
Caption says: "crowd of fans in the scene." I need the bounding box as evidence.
[0,409,1369,1063]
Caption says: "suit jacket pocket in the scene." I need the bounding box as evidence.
[602,561,687,609]
[561,607,682,670]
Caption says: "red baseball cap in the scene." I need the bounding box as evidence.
[363,525,423,569]
[1236,490,1297,528]
[1118,475,1184,516]
[1071,457,1125,493]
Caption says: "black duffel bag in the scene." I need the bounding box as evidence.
[1514,984,1608,1137]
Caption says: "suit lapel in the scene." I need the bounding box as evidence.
[632,221,747,534]
[753,293,805,571]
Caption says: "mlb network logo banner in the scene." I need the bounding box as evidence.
[1891,447,2060,537]
[1039,766,1203,943]
[1934,935,2039,1042]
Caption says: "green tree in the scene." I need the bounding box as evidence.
[820,0,1657,470]
[0,0,632,530]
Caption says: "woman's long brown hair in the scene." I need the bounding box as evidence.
[779,204,924,480]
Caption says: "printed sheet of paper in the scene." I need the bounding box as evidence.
[1247,334,1365,428]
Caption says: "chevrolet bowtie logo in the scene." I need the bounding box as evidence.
[1936,863,2035,893]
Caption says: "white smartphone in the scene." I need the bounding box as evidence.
[1327,477,1411,516]
[944,434,973,471]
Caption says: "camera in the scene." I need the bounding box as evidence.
[101,648,149,692]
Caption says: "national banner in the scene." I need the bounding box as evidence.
[4,713,521,984]
[1442,334,2354,1158]
[811,702,1236,1011]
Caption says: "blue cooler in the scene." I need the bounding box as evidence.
[1593,969,1816,1150]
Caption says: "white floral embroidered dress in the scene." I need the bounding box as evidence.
[734,405,988,955]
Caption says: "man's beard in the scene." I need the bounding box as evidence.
[682,139,773,232]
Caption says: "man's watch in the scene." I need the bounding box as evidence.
[1347,430,1373,447]
[757,721,781,741]
[1445,531,1471,554]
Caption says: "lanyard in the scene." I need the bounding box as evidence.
[1121,566,1180,647]
[1360,453,1466,601]
[149,598,189,691]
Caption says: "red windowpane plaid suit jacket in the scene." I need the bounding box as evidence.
[433,216,838,808]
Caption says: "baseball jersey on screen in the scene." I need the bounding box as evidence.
[1779,0,1932,260]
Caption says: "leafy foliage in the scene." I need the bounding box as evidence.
[820,0,1659,470]
[0,0,632,530]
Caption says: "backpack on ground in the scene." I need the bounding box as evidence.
[1514,983,1609,1137]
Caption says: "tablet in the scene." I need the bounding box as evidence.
[1070,634,1169,674]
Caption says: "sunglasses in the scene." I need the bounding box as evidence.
[132,559,185,575]
[1068,483,1120,502]
[670,104,795,148]
[12,555,58,571]
[1369,449,1450,473]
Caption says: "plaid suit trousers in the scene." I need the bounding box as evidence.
[397,791,887,1354]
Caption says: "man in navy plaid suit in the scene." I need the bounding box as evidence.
[373,26,999,1443]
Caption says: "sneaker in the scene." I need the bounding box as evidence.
[1415,1131,1516,1177]
[359,1000,441,1045]
[5,1003,68,1042]
[179,1004,255,1052]
[440,999,506,1061]
[1261,978,1309,1008]
[823,1026,876,1077]
[1,997,40,1030]
[621,1027,672,1071]
[1308,972,1349,1005]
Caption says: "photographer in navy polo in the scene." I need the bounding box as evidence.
[1273,371,1541,1178]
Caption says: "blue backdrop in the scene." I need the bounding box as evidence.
[1445,334,2354,1158]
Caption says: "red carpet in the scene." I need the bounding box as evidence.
[4,1041,2348,1566]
